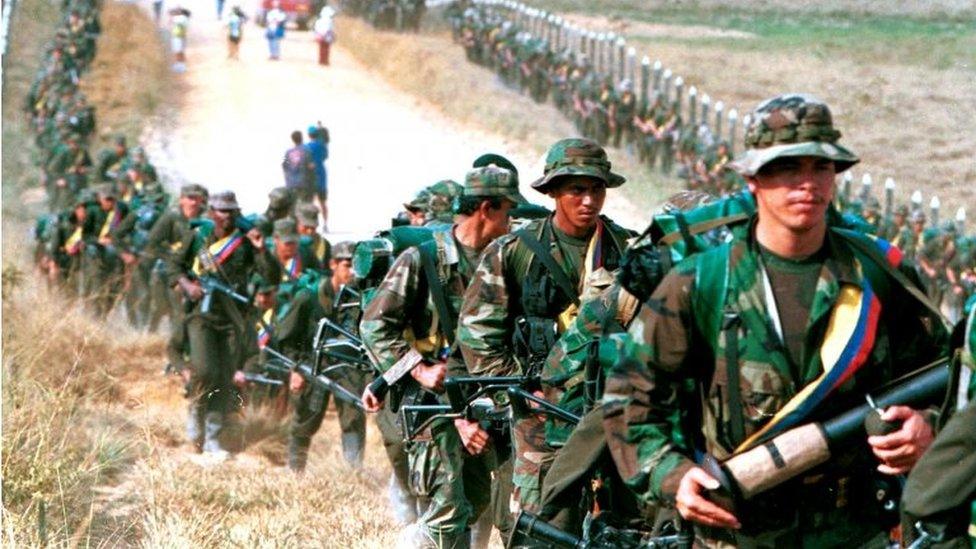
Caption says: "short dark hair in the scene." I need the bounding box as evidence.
[455,195,503,216]
[290,131,303,145]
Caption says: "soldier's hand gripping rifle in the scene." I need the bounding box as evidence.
[242,372,284,387]
[700,358,951,509]
[198,274,250,314]
[262,346,366,412]
[399,375,581,441]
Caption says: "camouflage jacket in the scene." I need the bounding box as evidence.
[458,215,633,377]
[603,224,947,514]
[542,276,642,447]
[360,227,476,376]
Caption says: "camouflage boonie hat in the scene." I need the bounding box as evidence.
[427,180,464,218]
[910,210,927,223]
[273,218,300,243]
[730,93,859,177]
[894,204,909,216]
[531,137,625,192]
[296,203,319,227]
[180,183,208,198]
[464,165,528,205]
[268,187,294,209]
[209,190,240,211]
[332,240,355,260]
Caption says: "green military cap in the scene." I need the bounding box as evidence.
[864,197,881,211]
[464,165,528,205]
[268,186,295,209]
[113,134,127,146]
[332,240,356,260]
[251,272,278,293]
[94,183,117,199]
[910,210,927,223]
[209,190,240,211]
[894,204,910,216]
[180,183,208,198]
[272,218,299,243]
[296,203,319,227]
[74,189,96,206]
[731,93,859,177]
[531,137,626,192]
[472,153,519,184]
[404,189,431,212]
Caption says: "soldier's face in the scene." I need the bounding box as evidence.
[407,209,427,226]
[550,176,606,233]
[747,156,834,233]
[482,199,515,240]
[331,259,354,287]
[98,196,115,211]
[275,238,297,259]
[210,208,235,233]
[255,290,276,310]
[74,204,87,221]
[179,195,202,218]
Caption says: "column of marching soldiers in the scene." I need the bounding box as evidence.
[25,2,976,549]
[441,0,974,325]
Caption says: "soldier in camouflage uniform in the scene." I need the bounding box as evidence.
[296,203,332,269]
[287,241,368,471]
[457,138,634,522]
[361,165,527,548]
[602,94,948,547]
[147,183,208,376]
[95,134,128,182]
[168,191,280,459]
[901,302,976,549]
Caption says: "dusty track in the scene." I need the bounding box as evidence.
[146,1,642,236]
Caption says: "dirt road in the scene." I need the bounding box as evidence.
[148,2,640,238]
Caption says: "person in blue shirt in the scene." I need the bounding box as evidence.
[304,124,329,230]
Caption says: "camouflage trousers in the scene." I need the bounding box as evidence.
[289,367,368,470]
[510,414,553,514]
[409,418,493,545]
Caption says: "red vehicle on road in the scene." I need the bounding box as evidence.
[256,0,322,30]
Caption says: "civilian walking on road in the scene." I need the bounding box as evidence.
[226,6,246,60]
[169,7,191,73]
[282,130,316,204]
[265,1,286,60]
[313,4,336,66]
[304,124,329,228]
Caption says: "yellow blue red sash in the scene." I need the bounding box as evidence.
[736,237,902,453]
[192,231,245,276]
[283,256,302,280]
[256,308,274,349]
[64,227,84,255]
[99,206,123,239]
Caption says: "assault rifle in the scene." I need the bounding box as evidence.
[510,511,693,549]
[242,372,284,387]
[399,375,580,440]
[701,358,951,509]
[262,346,366,412]
[199,275,250,314]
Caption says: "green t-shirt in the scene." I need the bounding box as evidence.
[760,243,827,381]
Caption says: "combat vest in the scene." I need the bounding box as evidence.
[510,216,631,377]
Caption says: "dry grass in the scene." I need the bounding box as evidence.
[337,15,680,219]
[79,1,172,151]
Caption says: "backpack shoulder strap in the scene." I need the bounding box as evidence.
[417,240,456,343]
[692,242,732,347]
[515,228,581,307]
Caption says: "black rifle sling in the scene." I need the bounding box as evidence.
[417,240,456,344]
[516,229,581,308]
[723,311,746,447]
